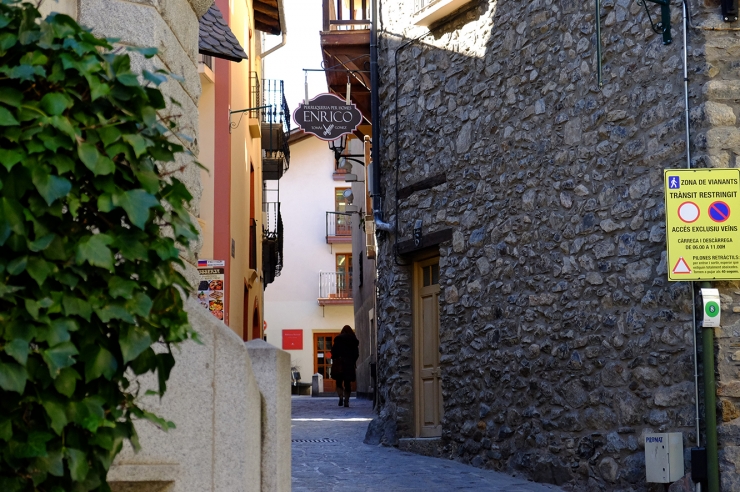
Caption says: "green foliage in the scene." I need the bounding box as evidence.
[0,1,199,490]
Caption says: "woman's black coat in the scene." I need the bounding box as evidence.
[332,333,359,382]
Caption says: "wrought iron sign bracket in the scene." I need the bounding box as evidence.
[229,104,273,134]
[636,0,672,45]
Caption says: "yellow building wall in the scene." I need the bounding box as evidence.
[228,0,264,340]
[198,66,216,259]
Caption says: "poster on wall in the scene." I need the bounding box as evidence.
[197,259,226,322]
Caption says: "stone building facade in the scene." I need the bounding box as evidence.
[371,0,740,489]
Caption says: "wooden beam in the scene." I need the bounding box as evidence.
[254,12,280,29]
[320,31,370,47]
[396,228,453,256]
[254,20,280,35]
[253,2,279,19]
[397,173,447,201]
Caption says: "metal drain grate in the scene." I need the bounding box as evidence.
[292,438,338,443]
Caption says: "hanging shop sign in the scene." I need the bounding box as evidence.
[292,93,363,141]
[664,168,740,281]
[197,259,226,321]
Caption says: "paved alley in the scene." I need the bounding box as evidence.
[291,396,563,492]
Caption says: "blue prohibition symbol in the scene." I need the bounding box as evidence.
[668,176,680,189]
[709,201,730,223]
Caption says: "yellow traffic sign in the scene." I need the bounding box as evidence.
[664,168,740,281]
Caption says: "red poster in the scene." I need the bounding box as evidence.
[282,330,303,350]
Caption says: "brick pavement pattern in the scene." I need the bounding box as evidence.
[291,396,563,491]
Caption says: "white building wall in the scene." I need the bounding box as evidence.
[265,135,354,382]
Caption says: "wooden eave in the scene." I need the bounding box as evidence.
[320,29,371,122]
[317,297,353,306]
[253,0,281,35]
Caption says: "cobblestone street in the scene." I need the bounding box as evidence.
[291,396,563,491]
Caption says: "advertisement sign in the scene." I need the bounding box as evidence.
[664,169,740,281]
[197,259,225,321]
[292,93,363,141]
[282,329,303,350]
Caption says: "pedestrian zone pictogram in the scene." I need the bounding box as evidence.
[664,168,740,281]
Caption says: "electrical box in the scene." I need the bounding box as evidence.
[645,433,684,483]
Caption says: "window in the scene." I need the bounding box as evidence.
[336,253,352,297]
[334,188,351,236]
[335,187,349,212]
[412,0,473,26]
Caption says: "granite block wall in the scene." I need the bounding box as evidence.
[372,0,740,488]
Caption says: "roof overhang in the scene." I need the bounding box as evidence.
[254,0,282,35]
[199,4,248,63]
[319,29,371,123]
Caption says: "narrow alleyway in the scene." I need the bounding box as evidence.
[291,396,563,491]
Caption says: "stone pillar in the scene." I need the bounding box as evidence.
[245,340,292,492]
[214,311,262,491]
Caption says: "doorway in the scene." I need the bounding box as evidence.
[313,332,358,393]
[314,332,339,392]
[252,307,261,340]
[413,256,442,437]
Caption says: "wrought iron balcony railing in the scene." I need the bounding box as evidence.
[262,201,283,287]
[250,72,261,118]
[200,54,213,70]
[326,211,352,243]
[262,79,290,180]
[322,0,370,31]
[319,271,352,301]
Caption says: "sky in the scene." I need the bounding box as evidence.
[262,0,328,122]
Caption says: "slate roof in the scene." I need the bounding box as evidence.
[199,4,248,63]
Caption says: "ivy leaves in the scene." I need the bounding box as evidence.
[0,2,197,491]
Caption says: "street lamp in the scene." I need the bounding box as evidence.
[327,134,365,175]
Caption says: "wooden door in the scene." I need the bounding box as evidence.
[414,257,442,437]
[314,332,339,392]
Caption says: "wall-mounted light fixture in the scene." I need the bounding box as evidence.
[636,0,672,45]
[722,0,738,21]
[328,134,366,170]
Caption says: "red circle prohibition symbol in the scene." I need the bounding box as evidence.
[708,201,731,223]
[677,201,700,223]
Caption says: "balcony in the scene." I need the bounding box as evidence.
[262,200,283,287]
[326,211,352,244]
[318,271,352,306]
[320,0,371,123]
[261,79,291,181]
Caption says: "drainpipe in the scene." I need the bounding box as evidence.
[260,0,288,58]
[370,0,392,232]
[679,2,719,487]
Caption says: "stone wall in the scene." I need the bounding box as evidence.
[108,298,264,492]
[37,0,295,490]
[370,0,738,488]
[78,0,208,287]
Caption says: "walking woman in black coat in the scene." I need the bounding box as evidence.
[332,325,359,407]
